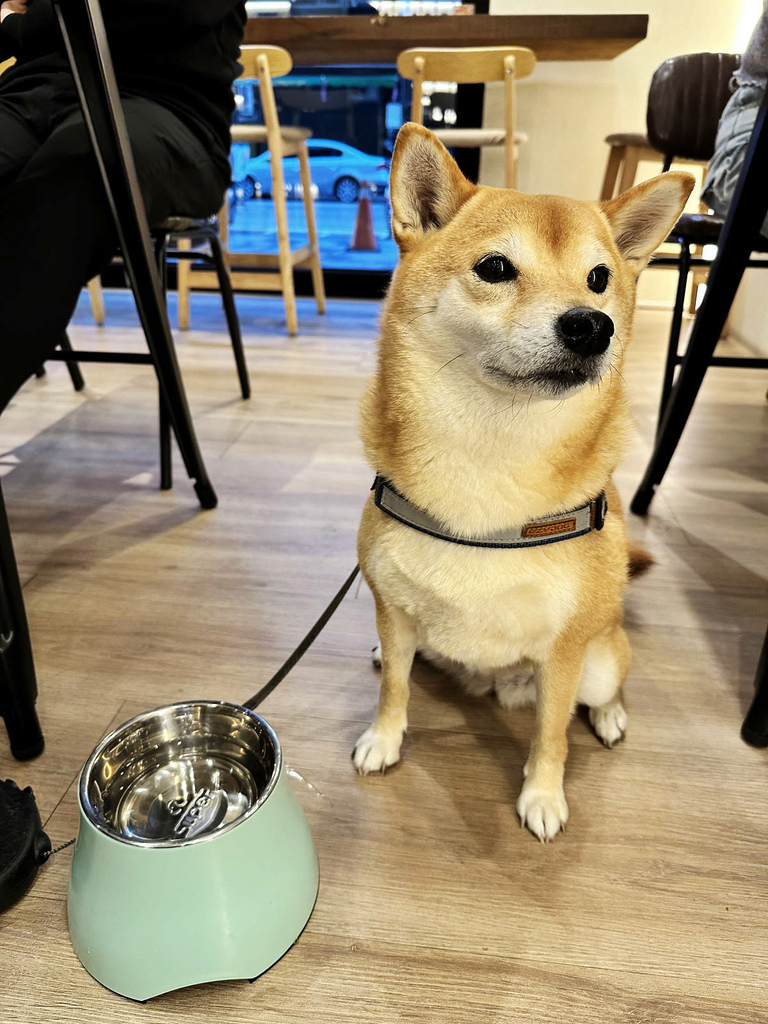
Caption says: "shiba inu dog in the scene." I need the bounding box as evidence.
[353,123,694,841]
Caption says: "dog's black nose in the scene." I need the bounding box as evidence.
[556,307,614,358]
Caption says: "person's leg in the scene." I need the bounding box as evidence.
[0,108,40,190]
[0,95,228,413]
[0,70,76,189]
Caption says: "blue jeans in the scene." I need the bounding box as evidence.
[701,83,767,234]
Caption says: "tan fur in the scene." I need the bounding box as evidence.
[354,124,694,841]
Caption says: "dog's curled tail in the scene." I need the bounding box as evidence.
[628,542,655,579]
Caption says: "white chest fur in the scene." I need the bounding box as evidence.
[367,522,579,672]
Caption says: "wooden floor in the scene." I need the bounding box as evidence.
[1,292,766,1024]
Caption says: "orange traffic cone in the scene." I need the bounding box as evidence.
[348,181,378,252]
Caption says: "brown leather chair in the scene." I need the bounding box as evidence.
[600,52,738,201]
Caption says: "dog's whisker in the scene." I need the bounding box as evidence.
[403,306,438,328]
[432,352,466,379]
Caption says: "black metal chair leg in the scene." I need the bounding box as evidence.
[742,626,768,747]
[631,88,768,516]
[209,232,250,400]
[60,332,86,391]
[0,482,44,760]
[656,242,690,438]
[153,235,174,491]
[159,399,172,490]
[53,0,216,510]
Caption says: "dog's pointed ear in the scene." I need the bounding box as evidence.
[601,172,696,272]
[390,123,477,252]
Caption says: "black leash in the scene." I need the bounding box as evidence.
[41,837,76,861]
[243,564,360,711]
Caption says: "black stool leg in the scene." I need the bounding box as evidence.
[742,626,768,747]
[631,89,768,516]
[0,482,44,760]
[159,399,172,490]
[154,235,173,490]
[209,231,250,400]
[656,242,690,439]
[60,332,86,392]
[34,336,85,390]
[53,0,216,510]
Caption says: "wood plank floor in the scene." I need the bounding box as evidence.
[1,291,766,1024]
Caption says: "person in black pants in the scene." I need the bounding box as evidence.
[0,0,246,414]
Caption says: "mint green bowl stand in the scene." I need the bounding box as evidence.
[68,766,318,1001]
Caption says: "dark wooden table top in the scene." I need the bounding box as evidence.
[243,12,648,65]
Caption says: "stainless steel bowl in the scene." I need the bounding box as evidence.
[80,701,280,847]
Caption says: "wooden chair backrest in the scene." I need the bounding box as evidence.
[398,46,536,190]
[235,46,292,161]
[238,45,293,81]
[397,46,536,86]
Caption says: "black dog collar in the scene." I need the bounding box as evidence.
[373,476,607,549]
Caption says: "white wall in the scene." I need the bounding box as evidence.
[480,0,761,308]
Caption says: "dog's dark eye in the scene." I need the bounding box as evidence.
[587,265,611,294]
[474,255,518,284]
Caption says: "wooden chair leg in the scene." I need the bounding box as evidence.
[600,144,625,201]
[688,203,709,314]
[688,267,708,314]
[503,53,517,190]
[271,157,298,336]
[617,145,640,195]
[87,276,106,326]
[297,142,326,315]
[176,236,191,330]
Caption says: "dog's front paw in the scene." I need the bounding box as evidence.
[516,781,569,842]
[353,722,405,774]
[589,699,627,748]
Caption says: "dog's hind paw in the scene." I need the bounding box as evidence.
[589,698,627,748]
[353,722,405,774]
[371,643,382,669]
[516,782,569,842]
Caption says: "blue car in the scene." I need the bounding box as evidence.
[239,139,390,202]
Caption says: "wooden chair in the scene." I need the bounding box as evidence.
[396,46,536,189]
[177,45,326,337]
[601,141,710,317]
[600,133,669,202]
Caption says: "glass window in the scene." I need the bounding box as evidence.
[229,66,410,273]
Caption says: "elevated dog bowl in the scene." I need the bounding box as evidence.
[68,701,318,1001]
